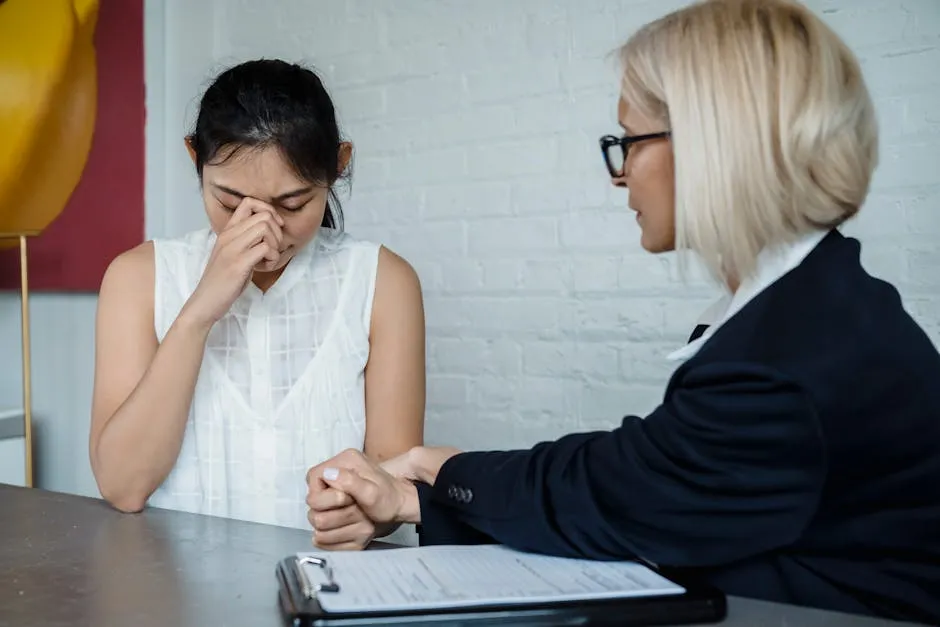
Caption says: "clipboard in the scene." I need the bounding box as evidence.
[275,552,727,626]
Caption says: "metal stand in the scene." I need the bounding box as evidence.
[0,231,37,488]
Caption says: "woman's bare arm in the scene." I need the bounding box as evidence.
[362,246,427,463]
[89,242,212,513]
[304,245,426,547]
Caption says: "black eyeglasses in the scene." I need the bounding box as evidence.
[599,131,671,177]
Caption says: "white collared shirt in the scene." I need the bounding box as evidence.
[668,229,831,363]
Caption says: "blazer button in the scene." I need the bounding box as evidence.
[447,485,458,500]
[463,488,473,503]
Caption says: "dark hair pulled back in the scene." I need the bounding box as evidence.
[188,59,347,229]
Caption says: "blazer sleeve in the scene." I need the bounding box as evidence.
[415,483,497,546]
[417,361,828,568]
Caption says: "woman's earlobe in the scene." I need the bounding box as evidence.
[337,142,353,173]
[184,136,197,166]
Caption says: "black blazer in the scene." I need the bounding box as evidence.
[415,230,940,624]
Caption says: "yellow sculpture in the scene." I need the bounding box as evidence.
[0,0,99,488]
[0,0,99,236]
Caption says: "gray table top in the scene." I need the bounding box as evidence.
[0,483,912,627]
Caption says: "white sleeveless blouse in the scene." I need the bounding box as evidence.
[147,227,380,529]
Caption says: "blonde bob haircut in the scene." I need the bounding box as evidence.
[619,0,878,285]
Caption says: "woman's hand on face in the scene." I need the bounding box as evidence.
[308,449,421,527]
[305,475,377,551]
[182,198,285,328]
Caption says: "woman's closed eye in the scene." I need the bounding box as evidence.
[217,200,238,212]
[213,192,242,212]
[276,190,322,212]
[277,201,308,212]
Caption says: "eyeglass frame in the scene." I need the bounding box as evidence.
[598,131,671,178]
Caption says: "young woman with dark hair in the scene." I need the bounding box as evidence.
[89,60,425,551]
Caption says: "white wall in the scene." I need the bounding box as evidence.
[1,0,938,496]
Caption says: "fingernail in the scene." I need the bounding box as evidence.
[322,467,339,481]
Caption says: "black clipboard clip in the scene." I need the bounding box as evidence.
[295,556,340,598]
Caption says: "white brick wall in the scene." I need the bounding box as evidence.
[144,0,940,455]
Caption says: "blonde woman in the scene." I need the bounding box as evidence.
[304,0,940,621]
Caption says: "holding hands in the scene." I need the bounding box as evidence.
[305,446,462,550]
[304,464,382,551]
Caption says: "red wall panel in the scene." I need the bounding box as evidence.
[0,0,145,292]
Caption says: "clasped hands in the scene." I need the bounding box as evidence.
[305,446,461,551]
